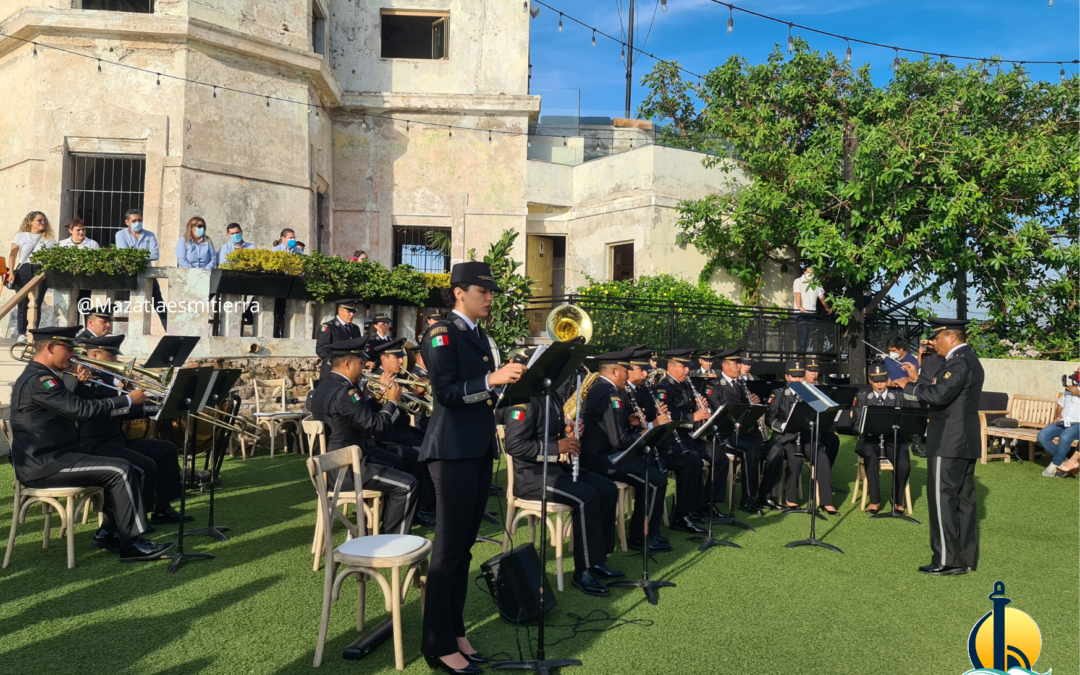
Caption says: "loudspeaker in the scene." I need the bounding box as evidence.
[480,543,556,624]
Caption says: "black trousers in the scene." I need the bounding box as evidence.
[663,447,706,520]
[822,432,840,468]
[781,440,834,508]
[381,440,436,509]
[583,456,666,542]
[338,455,418,535]
[927,455,978,568]
[90,439,182,512]
[759,439,788,502]
[719,434,762,504]
[13,263,46,335]
[517,472,617,571]
[423,457,492,657]
[24,455,149,545]
[855,438,910,506]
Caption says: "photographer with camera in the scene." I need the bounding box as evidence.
[1037,368,1080,477]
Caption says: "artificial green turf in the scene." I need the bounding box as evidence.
[1,440,1077,675]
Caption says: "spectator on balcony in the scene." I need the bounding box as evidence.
[115,208,165,328]
[6,211,57,340]
[272,228,304,254]
[175,216,217,269]
[884,337,920,388]
[1038,369,1080,477]
[59,219,99,250]
[294,241,307,254]
[352,250,368,262]
[217,222,256,265]
[793,264,832,354]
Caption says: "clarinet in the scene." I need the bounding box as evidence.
[740,378,769,439]
[686,376,710,433]
[637,383,669,472]
[572,374,582,483]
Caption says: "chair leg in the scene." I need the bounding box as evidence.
[553,514,564,592]
[391,566,404,671]
[313,575,334,668]
[905,482,914,515]
[371,498,381,535]
[502,505,515,552]
[42,503,52,549]
[616,489,627,553]
[65,497,76,569]
[358,575,367,632]
[312,512,325,572]
[860,468,869,512]
[270,423,277,459]
[419,559,429,617]
[3,493,21,569]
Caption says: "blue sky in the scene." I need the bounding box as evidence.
[528,0,1079,119]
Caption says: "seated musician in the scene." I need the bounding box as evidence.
[579,348,671,554]
[503,347,623,596]
[764,361,839,515]
[854,364,915,515]
[691,350,716,379]
[9,326,173,561]
[623,349,660,428]
[651,350,716,529]
[803,359,840,467]
[370,338,436,527]
[307,337,418,535]
[74,335,189,552]
[704,346,779,513]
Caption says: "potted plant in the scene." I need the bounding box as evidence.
[32,247,150,290]
[215,249,303,297]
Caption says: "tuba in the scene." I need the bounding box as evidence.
[545,304,593,344]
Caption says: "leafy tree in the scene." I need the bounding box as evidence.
[641,42,1078,375]
[481,230,535,359]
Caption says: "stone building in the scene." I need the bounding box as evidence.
[0,0,792,343]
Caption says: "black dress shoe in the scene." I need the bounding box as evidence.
[462,652,490,665]
[118,538,175,562]
[414,511,437,527]
[739,500,764,516]
[150,507,194,524]
[571,569,611,597]
[423,655,482,674]
[670,515,707,534]
[758,499,784,512]
[653,534,669,544]
[865,507,879,515]
[590,564,625,580]
[819,506,839,516]
[488,484,505,496]
[628,535,672,553]
[967,566,977,572]
[918,563,967,576]
[92,528,121,552]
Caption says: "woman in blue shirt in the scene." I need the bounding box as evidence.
[176,216,217,269]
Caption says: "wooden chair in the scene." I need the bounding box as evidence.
[612,481,633,552]
[4,482,104,569]
[851,456,913,514]
[501,454,573,591]
[303,415,327,457]
[980,394,1068,464]
[252,379,307,458]
[305,432,384,572]
[310,445,431,670]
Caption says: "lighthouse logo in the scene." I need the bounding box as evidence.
[964,582,1050,675]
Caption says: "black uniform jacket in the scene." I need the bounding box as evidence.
[853,388,916,441]
[307,371,401,479]
[504,395,573,494]
[705,374,750,410]
[579,377,638,470]
[917,352,945,384]
[10,361,129,483]
[903,345,984,460]
[765,385,804,445]
[367,368,421,446]
[651,375,697,455]
[369,333,394,350]
[74,375,159,453]
[623,383,658,423]
[418,315,499,461]
[315,318,363,378]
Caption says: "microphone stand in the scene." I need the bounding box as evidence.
[785,411,843,554]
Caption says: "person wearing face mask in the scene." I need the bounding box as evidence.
[175,216,217,269]
[115,209,166,328]
[217,223,255,264]
[272,228,304,254]
[883,337,920,388]
[6,211,57,340]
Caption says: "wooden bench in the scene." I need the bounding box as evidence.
[980,394,1075,464]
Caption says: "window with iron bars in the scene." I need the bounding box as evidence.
[68,154,146,247]
[76,0,154,12]
[392,226,451,274]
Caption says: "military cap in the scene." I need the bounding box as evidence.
[86,303,114,320]
[450,261,500,292]
[371,312,392,325]
[629,349,653,369]
[662,349,695,364]
[335,298,359,312]
[326,337,369,354]
[373,337,407,357]
[697,350,717,361]
[868,363,889,382]
[28,325,81,343]
[740,352,754,365]
[594,348,637,367]
[785,359,805,376]
[927,316,969,335]
[81,333,125,355]
[714,346,745,361]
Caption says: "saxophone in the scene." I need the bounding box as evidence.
[564,371,599,482]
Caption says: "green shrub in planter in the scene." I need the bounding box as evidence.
[31,246,151,277]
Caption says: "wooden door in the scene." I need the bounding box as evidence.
[526,235,554,298]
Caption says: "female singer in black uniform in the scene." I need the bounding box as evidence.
[419,262,525,674]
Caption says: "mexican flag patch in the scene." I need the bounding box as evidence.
[706,388,714,396]
[656,391,666,400]
[431,335,449,348]
[321,325,328,332]
[43,379,59,389]
[350,392,360,403]
[611,399,623,410]
[509,410,525,421]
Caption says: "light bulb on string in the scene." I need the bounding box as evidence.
[621,44,625,61]
[448,129,452,138]
[156,73,161,85]
[938,54,947,79]
[979,60,989,82]
[1048,0,1053,6]
[406,121,410,134]
[213,86,217,98]
[266,97,270,107]
[97,59,102,72]
[591,30,596,47]
[787,24,794,54]
[661,0,667,12]
[32,43,37,57]
[562,136,567,147]
[1060,63,1066,81]
[844,39,851,63]
[558,13,563,31]
[892,48,900,71]
[523,0,528,13]
[727,7,733,33]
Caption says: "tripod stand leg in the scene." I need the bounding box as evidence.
[785,417,843,554]
[690,436,742,550]
[188,426,230,542]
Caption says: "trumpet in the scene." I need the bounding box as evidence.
[361,372,434,417]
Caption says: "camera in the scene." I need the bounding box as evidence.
[1063,373,1079,388]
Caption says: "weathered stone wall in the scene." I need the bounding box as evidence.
[190,355,319,405]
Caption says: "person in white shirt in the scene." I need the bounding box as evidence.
[1038,368,1080,476]
[792,265,832,353]
[58,219,100,250]
[6,211,57,339]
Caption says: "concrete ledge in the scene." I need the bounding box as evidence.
[982,358,1079,399]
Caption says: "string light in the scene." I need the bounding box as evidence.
[661,0,667,12]
[591,29,596,46]
[448,130,452,138]
[266,96,270,107]
[212,86,217,98]
[523,0,528,12]
[844,39,851,63]
[787,24,794,54]
[562,136,567,146]
[1061,63,1066,81]
[32,43,37,57]
[97,59,101,72]
[488,130,493,142]
[1048,0,1053,6]
[558,13,563,31]
[621,44,625,61]
[727,7,733,33]
[892,48,901,71]
[156,72,161,85]
[979,60,989,82]
[406,121,410,134]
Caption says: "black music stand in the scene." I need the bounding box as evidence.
[491,341,592,675]
[690,403,765,546]
[154,366,216,574]
[861,406,926,525]
[187,369,242,542]
[607,421,681,605]
[818,385,858,494]
[778,403,827,522]
[783,383,844,554]
[143,336,200,369]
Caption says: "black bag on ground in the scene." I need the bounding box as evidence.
[479,543,556,624]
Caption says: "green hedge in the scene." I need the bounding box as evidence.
[30,246,151,277]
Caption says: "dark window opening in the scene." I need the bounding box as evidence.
[381,13,448,60]
[312,4,327,56]
[393,226,451,274]
[77,0,154,12]
[68,153,146,248]
[611,243,634,281]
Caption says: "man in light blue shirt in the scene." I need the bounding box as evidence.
[217,222,256,264]
[271,228,304,254]
[114,209,159,261]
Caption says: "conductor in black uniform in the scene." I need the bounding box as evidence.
[9,326,173,561]
[854,363,916,515]
[900,317,984,576]
[77,304,113,339]
[503,349,624,596]
[306,337,418,535]
[419,262,525,674]
[315,299,363,385]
